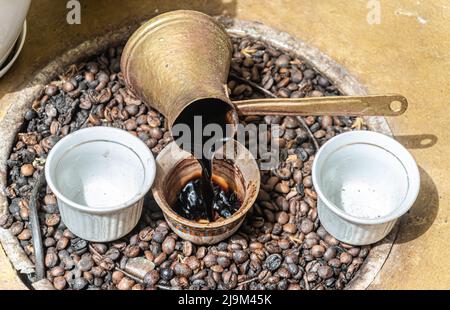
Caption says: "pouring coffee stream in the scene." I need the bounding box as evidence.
[171,99,238,222]
[120,10,408,222]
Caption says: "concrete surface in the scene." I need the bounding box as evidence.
[0,0,448,289]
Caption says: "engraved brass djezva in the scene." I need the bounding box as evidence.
[121,10,407,132]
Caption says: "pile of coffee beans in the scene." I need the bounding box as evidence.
[0,34,369,290]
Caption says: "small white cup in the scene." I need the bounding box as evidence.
[45,127,155,242]
[312,131,420,245]
[0,0,30,68]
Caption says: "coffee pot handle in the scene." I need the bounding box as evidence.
[232,94,407,116]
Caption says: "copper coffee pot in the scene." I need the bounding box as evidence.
[121,10,407,134]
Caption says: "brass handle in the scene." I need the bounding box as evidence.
[233,94,408,116]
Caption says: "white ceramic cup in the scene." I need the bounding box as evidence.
[312,130,420,245]
[0,0,30,67]
[45,127,156,242]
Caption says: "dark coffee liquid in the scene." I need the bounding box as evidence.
[198,158,215,221]
[172,99,237,221]
[174,175,241,221]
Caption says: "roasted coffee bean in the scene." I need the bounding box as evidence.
[303,238,318,249]
[45,214,60,227]
[149,127,163,140]
[275,54,290,68]
[160,268,174,281]
[124,245,140,258]
[303,69,316,79]
[130,283,143,290]
[144,270,160,286]
[275,166,291,180]
[283,223,297,234]
[310,90,323,97]
[56,237,69,250]
[17,228,32,240]
[275,196,288,210]
[265,241,281,254]
[0,214,13,228]
[276,211,289,225]
[162,236,175,254]
[143,250,154,261]
[44,237,56,247]
[10,221,24,235]
[316,226,328,239]
[45,85,58,96]
[348,247,361,257]
[353,257,364,267]
[283,116,299,129]
[53,276,67,290]
[233,250,249,264]
[91,243,107,255]
[18,203,29,220]
[73,277,88,290]
[185,256,200,270]
[359,246,370,258]
[124,119,137,131]
[318,76,330,87]
[78,255,94,271]
[318,265,334,279]
[112,270,124,285]
[20,164,34,177]
[287,283,301,290]
[152,227,168,243]
[183,241,193,257]
[104,247,120,261]
[124,104,139,116]
[90,266,104,278]
[265,254,282,271]
[217,256,231,268]
[50,266,65,277]
[147,116,161,128]
[303,175,313,188]
[291,70,303,83]
[274,182,290,194]
[328,258,341,268]
[311,245,325,258]
[324,235,339,246]
[203,254,217,268]
[45,249,59,268]
[62,257,75,270]
[321,115,333,128]
[44,194,57,206]
[71,239,88,254]
[153,252,167,266]
[173,262,192,278]
[277,238,289,250]
[211,265,224,273]
[300,218,314,234]
[117,277,135,290]
[24,109,37,121]
[323,246,337,261]
[138,227,153,242]
[62,81,75,92]
[340,252,353,265]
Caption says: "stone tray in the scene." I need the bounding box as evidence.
[0,17,397,290]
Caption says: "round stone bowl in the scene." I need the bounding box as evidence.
[0,17,397,290]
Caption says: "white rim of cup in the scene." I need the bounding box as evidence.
[312,130,420,225]
[45,127,156,214]
[0,20,27,78]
